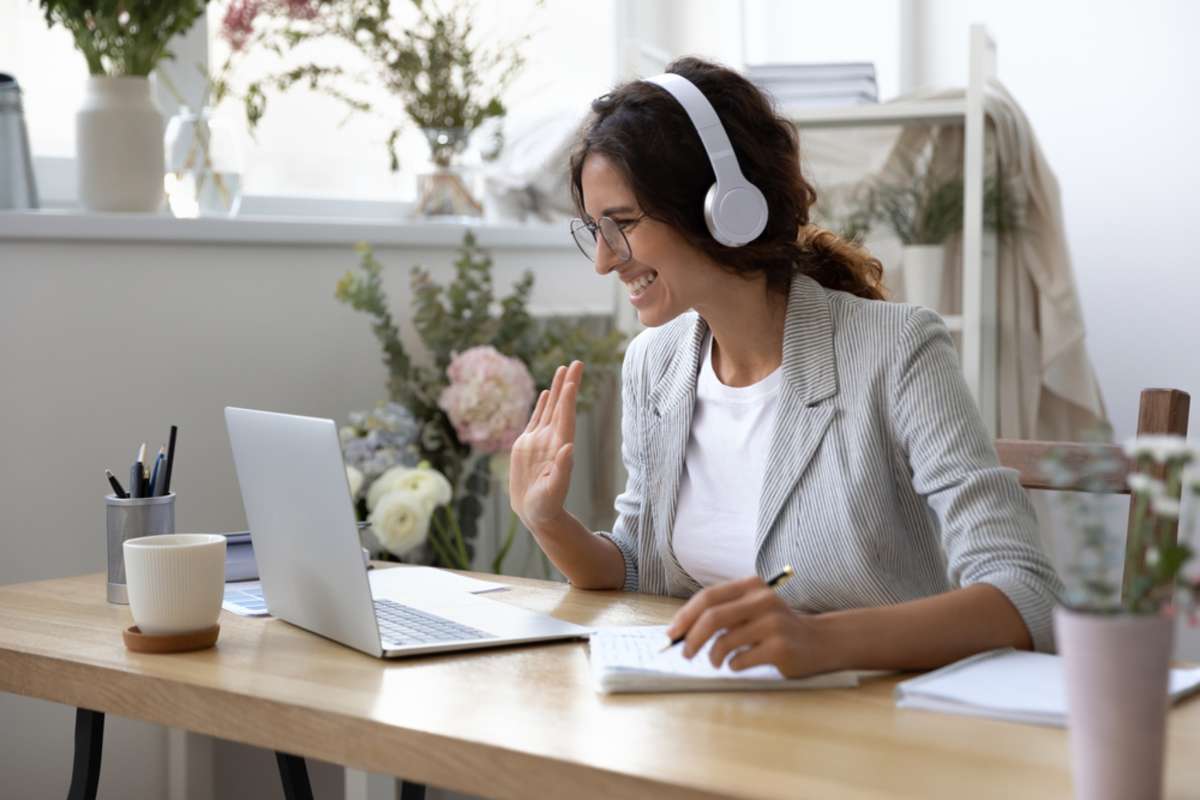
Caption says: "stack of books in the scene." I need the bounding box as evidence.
[746,62,878,109]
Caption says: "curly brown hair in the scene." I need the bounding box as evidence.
[569,56,884,300]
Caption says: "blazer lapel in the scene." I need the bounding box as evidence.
[754,275,840,556]
[647,315,707,594]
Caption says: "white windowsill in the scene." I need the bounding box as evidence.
[0,209,573,249]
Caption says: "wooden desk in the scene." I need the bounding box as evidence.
[2,571,1199,800]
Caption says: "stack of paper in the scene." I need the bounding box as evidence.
[895,648,1200,727]
[746,62,879,109]
[588,626,860,694]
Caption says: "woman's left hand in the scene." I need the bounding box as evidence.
[665,576,840,678]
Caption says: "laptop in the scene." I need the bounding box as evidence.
[225,406,590,658]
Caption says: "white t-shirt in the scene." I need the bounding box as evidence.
[673,332,783,587]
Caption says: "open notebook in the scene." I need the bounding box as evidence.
[588,625,861,694]
[895,648,1200,727]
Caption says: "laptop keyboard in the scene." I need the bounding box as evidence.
[374,599,495,647]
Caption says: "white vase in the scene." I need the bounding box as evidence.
[1054,606,1174,800]
[76,76,164,212]
[901,243,946,310]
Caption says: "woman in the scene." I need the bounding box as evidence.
[508,57,1062,678]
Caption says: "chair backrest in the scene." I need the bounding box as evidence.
[995,388,1191,600]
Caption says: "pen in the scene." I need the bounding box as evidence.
[105,469,128,499]
[131,443,146,499]
[148,447,165,497]
[162,425,178,495]
[660,565,795,653]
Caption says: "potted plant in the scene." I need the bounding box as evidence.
[40,0,209,212]
[1048,436,1200,800]
[226,0,528,217]
[872,159,1019,310]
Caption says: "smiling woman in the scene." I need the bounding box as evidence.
[508,56,1064,681]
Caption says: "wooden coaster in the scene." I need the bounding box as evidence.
[123,624,219,654]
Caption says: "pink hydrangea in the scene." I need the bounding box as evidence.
[439,346,536,454]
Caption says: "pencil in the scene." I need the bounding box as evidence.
[659,565,795,653]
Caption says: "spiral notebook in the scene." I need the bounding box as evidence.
[588,625,861,694]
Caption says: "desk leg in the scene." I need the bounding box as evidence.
[276,752,314,800]
[67,708,104,800]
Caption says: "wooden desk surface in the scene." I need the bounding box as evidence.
[2,571,1198,800]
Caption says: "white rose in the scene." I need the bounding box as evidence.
[367,464,452,512]
[369,489,431,556]
[367,466,413,511]
[346,465,364,499]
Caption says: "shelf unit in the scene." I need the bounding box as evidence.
[785,25,999,435]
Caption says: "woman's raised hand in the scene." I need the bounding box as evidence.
[509,361,584,532]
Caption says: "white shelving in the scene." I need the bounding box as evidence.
[784,98,969,128]
[787,25,999,436]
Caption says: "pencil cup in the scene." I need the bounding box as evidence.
[106,493,175,604]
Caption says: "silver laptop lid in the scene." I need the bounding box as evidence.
[225,407,382,656]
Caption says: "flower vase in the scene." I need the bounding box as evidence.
[416,127,482,218]
[1054,606,1174,800]
[900,243,946,311]
[164,105,243,218]
[76,76,164,212]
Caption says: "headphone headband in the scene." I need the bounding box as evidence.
[644,73,768,247]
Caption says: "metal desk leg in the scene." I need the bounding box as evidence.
[276,751,315,800]
[399,781,426,800]
[67,708,105,800]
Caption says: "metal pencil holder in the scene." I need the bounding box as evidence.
[106,493,175,604]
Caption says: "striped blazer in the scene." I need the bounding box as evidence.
[598,273,1063,652]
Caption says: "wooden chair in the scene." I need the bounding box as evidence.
[995,388,1191,599]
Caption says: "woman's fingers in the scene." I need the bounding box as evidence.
[706,613,779,668]
[543,365,567,428]
[526,389,550,432]
[666,575,763,641]
[549,361,584,439]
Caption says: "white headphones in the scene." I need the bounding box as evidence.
[645,72,769,247]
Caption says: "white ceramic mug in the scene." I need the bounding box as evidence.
[123,534,226,635]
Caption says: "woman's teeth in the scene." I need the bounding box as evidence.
[626,272,657,294]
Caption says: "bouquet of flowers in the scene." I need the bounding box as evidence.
[336,232,625,571]
[1052,435,1200,617]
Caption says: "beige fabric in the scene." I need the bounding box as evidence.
[805,83,1107,441]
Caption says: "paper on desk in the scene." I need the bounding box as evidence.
[588,625,861,694]
[223,581,269,616]
[367,565,507,596]
[894,648,1200,727]
[221,566,508,618]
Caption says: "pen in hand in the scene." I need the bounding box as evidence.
[659,565,795,653]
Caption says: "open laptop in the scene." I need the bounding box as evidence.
[225,406,590,658]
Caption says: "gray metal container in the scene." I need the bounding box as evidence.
[106,493,175,603]
[0,73,38,209]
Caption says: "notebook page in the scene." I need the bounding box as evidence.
[588,625,862,693]
[590,625,786,680]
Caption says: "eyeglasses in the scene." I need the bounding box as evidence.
[569,214,647,264]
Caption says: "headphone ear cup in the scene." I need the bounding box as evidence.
[704,182,769,247]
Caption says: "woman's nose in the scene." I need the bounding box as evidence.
[593,235,619,276]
